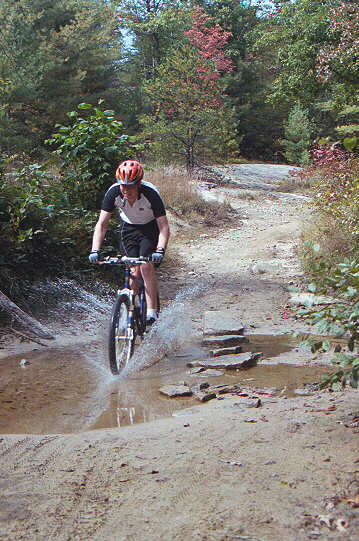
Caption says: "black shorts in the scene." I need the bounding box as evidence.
[118,220,159,257]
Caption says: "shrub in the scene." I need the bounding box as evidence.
[311,158,359,238]
[298,257,359,390]
[46,101,140,211]
[299,157,359,268]
[0,161,120,300]
[310,141,349,166]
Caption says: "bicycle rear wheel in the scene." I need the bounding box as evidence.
[108,294,136,375]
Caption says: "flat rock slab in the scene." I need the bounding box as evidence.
[188,352,261,370]
[159,385,193,398]
[230,163,301,183]
[202,335,249,347]
[188,367,205,375]
[199,369,224,377]
[193,390,217,403]
[214,383,242,395]
[210,345,242,357]
[203,311,244,336]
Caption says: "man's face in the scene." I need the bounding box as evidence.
[120,182,140,204]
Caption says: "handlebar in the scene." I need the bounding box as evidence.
[97,255,152,266]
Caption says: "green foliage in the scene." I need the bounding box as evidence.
[47,101,140,210]
[280,104,312,165]
[0,158,121,299]
[297,257,359,390]
[0,163,78,292]
[255,0,333,108]
[0,0,122,151]
[336,100,359,150]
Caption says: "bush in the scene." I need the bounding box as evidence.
[298,257,359,390]
[46,101,140,211]
[0,161,120,300]
[299,157,359,269]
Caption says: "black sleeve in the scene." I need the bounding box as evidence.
[101,184,122,212]
[141,185,166,218]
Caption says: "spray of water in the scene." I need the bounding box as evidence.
[121,282,209,378]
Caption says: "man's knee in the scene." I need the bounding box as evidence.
[141,261,155,279]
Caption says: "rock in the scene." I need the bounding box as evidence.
[252,387,277,396]
[202,335,249,347]
[159,385,193,398]
[203,310,244,336]
[193,390,217,403]
[251,263,269,275]
[294,388,312,396]
[187,352,261,370]
[243,398,262,408]
[229,398,262,409]
[187,367,205,375]
[229,163,301,184]
[198,369,224,377]
[191,382,210,393]
[216,384,242,395]
[210,345,242,357]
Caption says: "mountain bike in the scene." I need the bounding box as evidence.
[98,255,159,375]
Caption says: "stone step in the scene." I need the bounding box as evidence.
[187,352,262,371]
[202,335,249,347]
[203,310,244,336]
[210,345,242,357]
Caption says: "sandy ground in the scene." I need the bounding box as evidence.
[1,171,359,540]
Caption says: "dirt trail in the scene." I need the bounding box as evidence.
[1,172,359,541]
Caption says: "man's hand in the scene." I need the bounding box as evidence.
[152,247,165,265]
[89,250,99,263]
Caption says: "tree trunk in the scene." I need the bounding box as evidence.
[0,290,55,340]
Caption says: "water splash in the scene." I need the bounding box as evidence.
[121,283,208,378]
[28,278,113,320]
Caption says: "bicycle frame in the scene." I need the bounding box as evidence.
[98,256,151,338]
[122,265,147,335]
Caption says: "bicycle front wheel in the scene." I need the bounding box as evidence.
[108,294,135,375]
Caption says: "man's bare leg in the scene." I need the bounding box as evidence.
[140,262,158,311]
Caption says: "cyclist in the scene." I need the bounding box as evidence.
[89,160,170,325]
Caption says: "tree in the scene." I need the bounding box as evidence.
[254,0,334,108]
[200,0,286,160]
[141,6,235,170]
[280,104,311,165]
[0,0,122,151]
[316,2,359,147]
[116,1,191,78]
[317,2,359,89]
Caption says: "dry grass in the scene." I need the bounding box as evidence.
[299,213,356,275]
[145,165,233,226]
[276,175,313,194]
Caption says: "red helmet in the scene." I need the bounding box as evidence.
[116,160,144,186]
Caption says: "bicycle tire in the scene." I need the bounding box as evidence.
[108,294,135,375]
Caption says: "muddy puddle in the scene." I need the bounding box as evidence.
[0,331,331,435]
